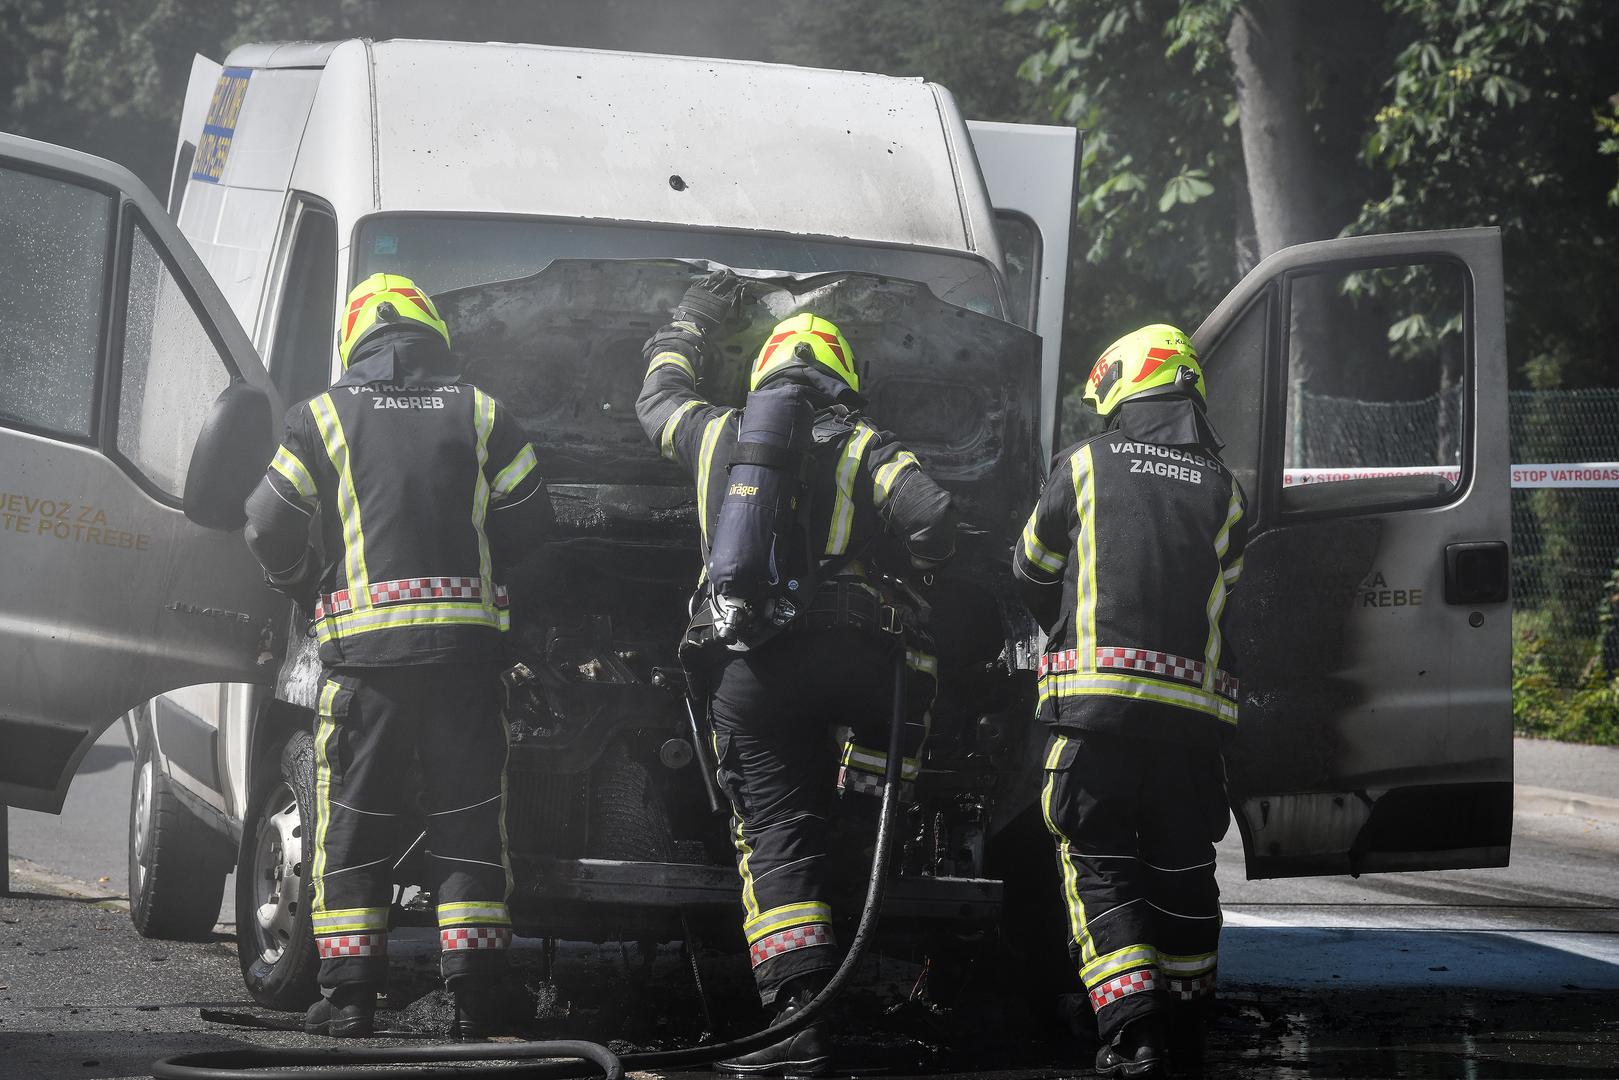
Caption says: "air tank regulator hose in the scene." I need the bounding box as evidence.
[152,644,912,1080]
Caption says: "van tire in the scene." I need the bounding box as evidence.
[235,730,321,1010]
[127,713,229,941]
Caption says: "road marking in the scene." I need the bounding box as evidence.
[1225,904,1619,932]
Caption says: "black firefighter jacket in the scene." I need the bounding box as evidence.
[245,328,553,666]
[1012,398,1248,746]
[634,321,956,584]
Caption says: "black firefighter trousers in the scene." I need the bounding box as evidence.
[705,627,931,1005]
[1040,727,1229,1042]
[309,663,512,992]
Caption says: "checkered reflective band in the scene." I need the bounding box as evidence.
[749,924,834,968]
[371,576,482,605]
[1090,968,1157,1011]
[314,588,352,619]
[441,926,512,951]
[317,933,385,958]
[1168,972,1216,1000]
[1040,647,1239,701]
[836,765,914,800]
[838,765,882,796]
[316,578,511,619]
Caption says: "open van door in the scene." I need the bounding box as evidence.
[1194,228,1512,877]
[0,133,284,813]
[965,120,1079,457]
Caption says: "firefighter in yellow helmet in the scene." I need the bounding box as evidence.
[636,271,955,1076]
[1012,325,1248,1078]
[244,273,553,1038]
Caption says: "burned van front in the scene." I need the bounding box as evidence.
[415,256,1045,943]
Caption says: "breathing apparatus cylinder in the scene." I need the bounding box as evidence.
[706,381,814,647]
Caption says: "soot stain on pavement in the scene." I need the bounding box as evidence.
[6,889,1619,1078]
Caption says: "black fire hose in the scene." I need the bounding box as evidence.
[151,642,910,1080]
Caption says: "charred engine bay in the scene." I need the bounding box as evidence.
[392,261,1049,941]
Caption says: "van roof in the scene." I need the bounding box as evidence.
[222,38,988,253]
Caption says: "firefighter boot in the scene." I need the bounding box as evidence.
[715,979,832,1077]
[450,975,508,1040]
[304,985,377,1037]
[1094,1013,1167,1078]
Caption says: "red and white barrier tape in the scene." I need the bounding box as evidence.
[1282,462,1619,490]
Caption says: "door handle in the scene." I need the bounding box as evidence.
[1444,542,1509,604]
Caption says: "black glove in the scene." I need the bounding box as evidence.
[674,269,748,334]
[263,545,321,620]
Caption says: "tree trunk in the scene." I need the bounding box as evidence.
[1227,0,1332,257]
[1228,0,1336,464]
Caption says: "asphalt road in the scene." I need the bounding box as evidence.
[4,728,1619,1078]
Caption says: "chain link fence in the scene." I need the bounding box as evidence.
[1299,387,1619,739]
[1294,385,1463,469]
[1508,392,1619,714]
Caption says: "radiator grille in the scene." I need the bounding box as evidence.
[505,770,589,859]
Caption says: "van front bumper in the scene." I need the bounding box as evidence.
[494,857,1002,942]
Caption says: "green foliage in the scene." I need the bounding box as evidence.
[1513,611,1619,744]
[1350,0,1619,390]
[1017,0,1619,442]
[1011,0,1244,443]
[1596,93,1619,207]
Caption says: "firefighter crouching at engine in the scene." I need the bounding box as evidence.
[1011,325,1247,1079]
[636,271,955,1077]
[244,274,553,1039]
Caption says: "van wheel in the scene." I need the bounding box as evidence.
[235,730,321,1010]
[128,708,229,941]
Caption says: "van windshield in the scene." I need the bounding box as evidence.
[353,215,1005,318]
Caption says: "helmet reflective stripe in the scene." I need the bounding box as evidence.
[1083,324,1203,418]
[751,312,858,392]
[338,272,451,365]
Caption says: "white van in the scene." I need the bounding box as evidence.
[0,38,1511,1011]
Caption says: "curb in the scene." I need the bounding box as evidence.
[4,856,128,908]
[1515,784,1619,826]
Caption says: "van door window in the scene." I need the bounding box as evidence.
[0,165,113,440]
[1280,261,1468,514]
[267,204,338,407]
[115,226,233,498]
[992,210,1040,330]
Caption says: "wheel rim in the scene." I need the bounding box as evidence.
[249,781,304,965]
[132,757,154,893]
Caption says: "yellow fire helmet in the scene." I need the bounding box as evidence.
[1082,323,1204,418]
[750,312,858,393]
[338,272,451,366]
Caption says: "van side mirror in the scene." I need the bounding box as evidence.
[183,380,273,531]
